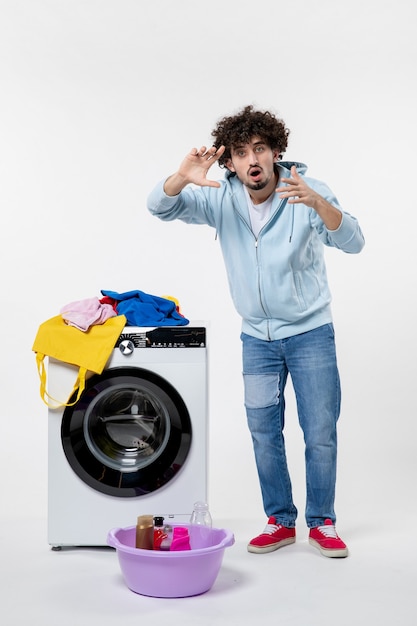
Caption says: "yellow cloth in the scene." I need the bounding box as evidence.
[32,314,126,408]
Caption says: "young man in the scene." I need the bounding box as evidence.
[147,105,365,558]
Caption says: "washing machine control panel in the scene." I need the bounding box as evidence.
[116,326,206,350]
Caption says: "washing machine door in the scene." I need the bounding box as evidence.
[61,367,192,497]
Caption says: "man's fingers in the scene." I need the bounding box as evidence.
[192,145,225,161]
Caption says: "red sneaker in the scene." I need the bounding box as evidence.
[309,519,349,558]
[247,516,296,554]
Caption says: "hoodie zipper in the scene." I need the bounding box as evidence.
[230,194,290,340]
[254,237,272,339]
[228,198,270,320]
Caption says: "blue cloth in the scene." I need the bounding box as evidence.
[101,290,189,327]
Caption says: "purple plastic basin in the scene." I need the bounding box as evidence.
[107,523,235,598]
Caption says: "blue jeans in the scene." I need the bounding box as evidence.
[241,324,341,528]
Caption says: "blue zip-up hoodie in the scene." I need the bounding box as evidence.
[147,162,365,341]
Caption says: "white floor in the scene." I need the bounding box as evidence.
[2,514,416,626]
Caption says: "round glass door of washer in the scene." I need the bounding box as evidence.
[61,367,192,497]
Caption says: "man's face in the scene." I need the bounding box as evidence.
[226,136,279,192]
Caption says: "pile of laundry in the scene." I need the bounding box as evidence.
[60,289,189,332]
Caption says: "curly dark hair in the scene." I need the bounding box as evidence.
[211,105,290,168]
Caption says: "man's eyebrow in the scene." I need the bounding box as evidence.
[232,140,266,150]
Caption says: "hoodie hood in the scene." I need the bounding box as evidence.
[279,161,308,176]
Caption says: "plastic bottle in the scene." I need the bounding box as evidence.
[159,524,173,551]
[153,516,167,550]
[189,501,212,549]
[170,526,191,551]
[135,514,154,550]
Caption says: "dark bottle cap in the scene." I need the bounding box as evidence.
[153,516,164,526]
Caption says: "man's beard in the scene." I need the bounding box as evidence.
[245,179,269,191]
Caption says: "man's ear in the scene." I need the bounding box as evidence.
[225,159,235,172]
[273,149,280,163]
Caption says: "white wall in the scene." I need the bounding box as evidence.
[1,0,415,526]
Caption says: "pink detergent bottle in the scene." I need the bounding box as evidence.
[170,526,191,551]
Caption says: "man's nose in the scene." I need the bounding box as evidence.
[249,150,258,165]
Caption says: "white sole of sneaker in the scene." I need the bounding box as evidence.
[308,538,349,558]
[247,537,296,554]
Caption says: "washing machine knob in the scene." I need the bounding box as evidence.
[119,339,135,355]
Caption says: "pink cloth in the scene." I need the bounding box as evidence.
[60,297,117,332]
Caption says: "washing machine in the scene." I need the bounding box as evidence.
[47,324,208,548]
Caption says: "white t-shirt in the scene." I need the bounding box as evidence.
[244,187,274,238]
